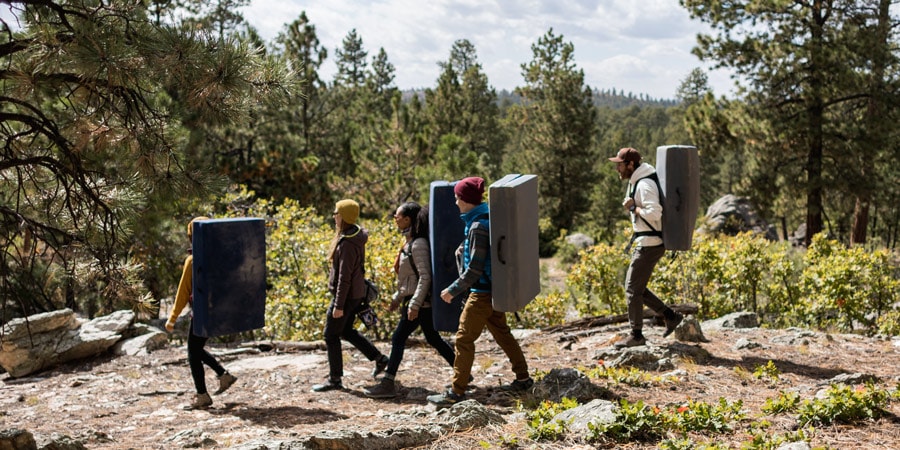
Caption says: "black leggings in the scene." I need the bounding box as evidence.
[386,304,455,377]
[187,320,226,394]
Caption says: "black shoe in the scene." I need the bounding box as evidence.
[312,378,343,392]
[500,377,534,392]
[427,389,465,406]
[372,355,389,379]
[663,312,683,338]
[364,378,398,399]
[614,335,647,348]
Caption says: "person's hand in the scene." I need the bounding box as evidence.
[440,289,453,303]
[407,308,419,321]
[623,198,635,211]
[332,308,344,319]
[389,299,400,312]
[165,321,174,333]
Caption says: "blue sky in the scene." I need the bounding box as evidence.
[241,0,737,99]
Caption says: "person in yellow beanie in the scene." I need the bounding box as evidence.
[312,199,389,392]
[165,216,237,410]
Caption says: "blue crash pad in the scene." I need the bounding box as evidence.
[428,181,466,332]
[191,217,266,337]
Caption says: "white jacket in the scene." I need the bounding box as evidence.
[626,163,663,248]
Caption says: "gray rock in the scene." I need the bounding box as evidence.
[0,309,134,377]
[111,327,168,356]
[733,338,763,350]
[552,399,618,436]
[565,233,595,250]
[699,194,778,241]
[822,372,880,387]
[34,433,87,450]
[673,315,708,342]
[703,312,759,330]
[777,442,811,450]
[533,368,611,403]
[434,399,506,431]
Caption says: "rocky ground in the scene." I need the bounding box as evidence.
[2,316,899,449]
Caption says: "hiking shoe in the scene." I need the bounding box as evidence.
[372,355,389,379]
[311,378,343,392]
[500,377,534,392]
[214,372,237,394]
[364,378,398,399]
[427,389,464,406]
[663,312,684,338]
[614,335,647,348]
[183,393,212,410]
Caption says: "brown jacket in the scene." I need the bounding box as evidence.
[328,224,368,310]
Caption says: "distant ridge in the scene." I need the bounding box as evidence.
[401,88,679,109]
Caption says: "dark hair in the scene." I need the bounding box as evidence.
[412,205,429,241]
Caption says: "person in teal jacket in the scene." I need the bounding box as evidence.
[427,177,533,406]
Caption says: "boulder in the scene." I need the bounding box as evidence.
[0,429,36,450]
[552,399,618,437]
[0,309,135,378]
[532,368,612,403]
[699,194,778,241]
[703,312,759,330]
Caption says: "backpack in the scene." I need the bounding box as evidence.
[626,145,701,252]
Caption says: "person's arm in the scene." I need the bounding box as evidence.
[166,255,192,332]
[408,239,432,311]
[634,180,662,223]
[445,223,489,298]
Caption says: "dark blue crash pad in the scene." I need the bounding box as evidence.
[428,181,466,332]
[191,218,266,338]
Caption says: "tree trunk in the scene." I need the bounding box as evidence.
[851,197,870,246]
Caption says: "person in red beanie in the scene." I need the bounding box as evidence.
[427,177,533,407]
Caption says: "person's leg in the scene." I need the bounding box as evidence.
[419,306,455,367]
[340,297,384,362]
[636,245,668,314]
[385,307,418,377]
[187,327,210,394]
[484,304,529,381]
[451,292,491,395]
[624,245,665,335]
[322,304,348,381]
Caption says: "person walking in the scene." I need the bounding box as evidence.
[426,177,533,407]
[165,216,238,410]
[312,199,390,392]
[364,202,456,399]
[609,147,683,348]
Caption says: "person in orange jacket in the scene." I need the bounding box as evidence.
[165,216,237,410]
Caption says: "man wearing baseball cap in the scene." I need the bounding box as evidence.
[609,148,683,347]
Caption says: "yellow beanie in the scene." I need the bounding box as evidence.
[335,199,360,225]
[187,216,210,239]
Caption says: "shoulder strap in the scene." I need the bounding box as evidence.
[630,174,662,236]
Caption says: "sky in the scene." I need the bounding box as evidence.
[240,0,738,100]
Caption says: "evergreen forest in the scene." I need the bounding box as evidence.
[1,0,898,329]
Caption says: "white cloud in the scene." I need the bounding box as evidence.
[240,0,734,98]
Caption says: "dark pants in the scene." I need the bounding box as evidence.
[386,302,455,377]
[625,244,669,331]
[323,296,383,380]
[187,320,226,395]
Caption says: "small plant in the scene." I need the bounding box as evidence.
[586,364,670,387]
[797,383,889,426]
[761,391,801,415]
[524,397,578,441]
[752,361,780,383]
[666,398,746,434]
[587,398,665,442]
[740,427,815,450]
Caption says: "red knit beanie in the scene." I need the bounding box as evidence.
[454,177,485,204]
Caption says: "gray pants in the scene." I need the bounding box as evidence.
[625,244,668,331]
